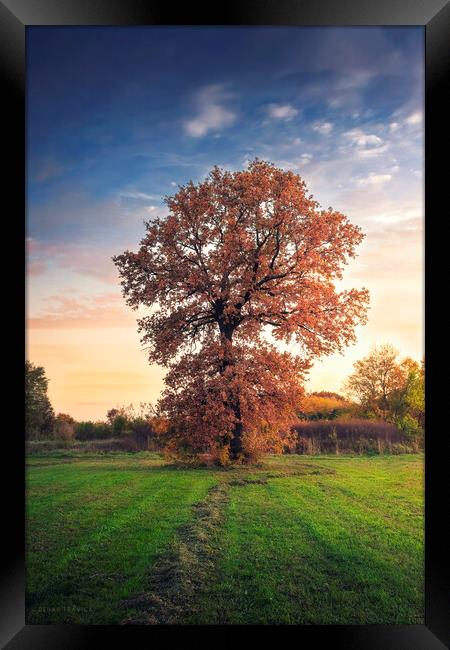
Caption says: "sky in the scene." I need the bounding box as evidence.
[26,26,424,420]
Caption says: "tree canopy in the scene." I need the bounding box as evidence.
[25,361,55,439]
[114,160,369,462]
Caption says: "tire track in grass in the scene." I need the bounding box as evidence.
[26,460,184,568]
[282,478,424,569]
[121,482,230,624]
[119,464,331,624]
[27,483,169,608]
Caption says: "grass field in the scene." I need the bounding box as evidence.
[26,452,424,625]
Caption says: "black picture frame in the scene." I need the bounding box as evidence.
[2,1,448,647]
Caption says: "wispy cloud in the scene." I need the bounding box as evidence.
[27,239,120,284]
[118,191,157,201]
[342,128,388,159]
[266,103,298,121]
[312,121,333,135]
[184,84,237,138]
[28,292,135,329]
[355,144,389,159]
[406,111,422,125]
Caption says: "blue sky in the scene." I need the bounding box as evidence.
[26,27,424,419]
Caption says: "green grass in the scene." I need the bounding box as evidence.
[26,452,424,625]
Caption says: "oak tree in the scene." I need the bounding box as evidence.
[114,160,369,462]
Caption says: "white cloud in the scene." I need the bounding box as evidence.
[342,128,388,159]
[389,122,400,132]
[272,154,313,172]
[266,103,298,121]
[184,84,237,137]
[312,121,333,135]
[406,111,422,125]
[358,173,392,187]
[344,128,382,147]
[298,153,313,165]
[356,144,389,158]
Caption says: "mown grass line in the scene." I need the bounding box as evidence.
[196,458,424,624]
[26,469,172,594]
[121,482,230,624]
[26,459,217,624]
[270,479,423,623]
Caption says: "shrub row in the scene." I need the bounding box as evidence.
[294,418,403,440]
[292,418,421,455]
[25,437,161,454]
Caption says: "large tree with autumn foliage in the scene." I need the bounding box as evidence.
[114,160,369,462]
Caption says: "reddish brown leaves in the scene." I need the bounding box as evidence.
[114,160,369,460]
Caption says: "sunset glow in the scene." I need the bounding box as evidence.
[27,27,424,420]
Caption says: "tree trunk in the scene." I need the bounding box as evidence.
[229,399,244,460]
[218,324,244,461]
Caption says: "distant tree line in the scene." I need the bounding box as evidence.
[343,344,424,440]
[26,343,424,456]
[25,361,167,450]
[291,344,424,455]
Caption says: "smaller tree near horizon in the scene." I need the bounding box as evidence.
[344,344,424,438]
[394,358,424,438]
[104,402,167,449]
[106,408,120,425]
[54,413,75,440]
[25,361,55,439]
[344,344,404,419]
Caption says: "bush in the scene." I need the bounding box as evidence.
[54,413,75,440]
[111,415,130,437]
[395,413,424,440]
[74,421,112,440]
[84,437,139,452]
[298,393,356,421]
